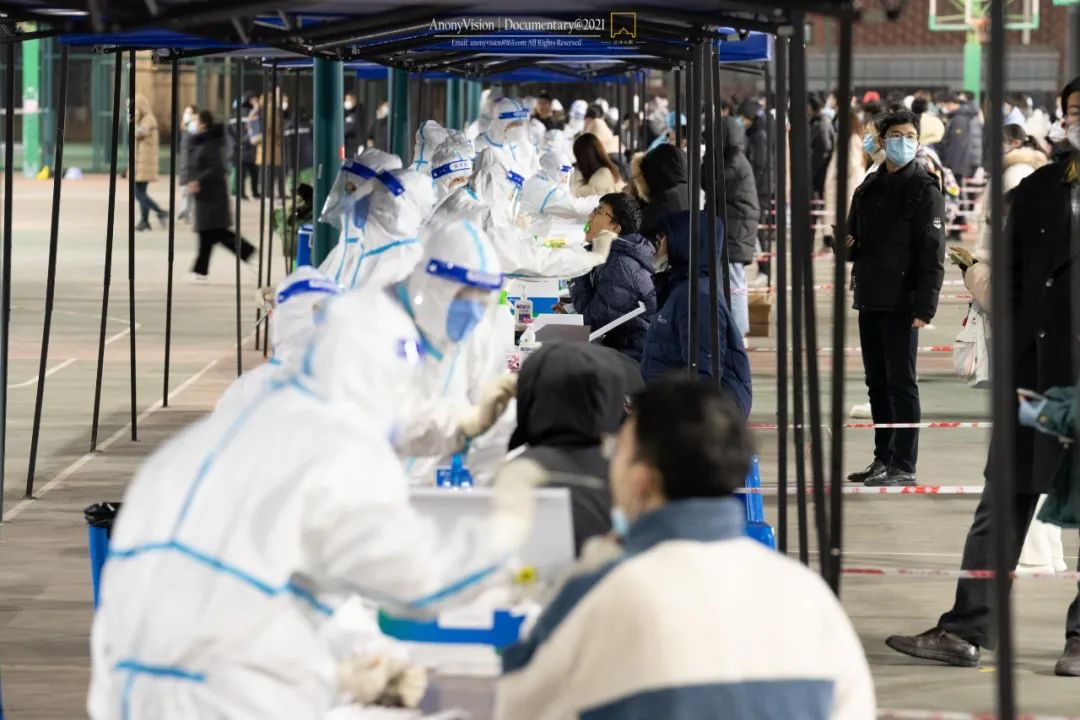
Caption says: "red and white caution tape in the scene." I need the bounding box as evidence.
[749,421,990,430]
[744,345,954,354]
[844,566,1080,581]
[880,709,1079,720]
[734,485,984,496]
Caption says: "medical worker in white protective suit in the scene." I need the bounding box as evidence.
[429,133,475,201]
[409,120,449,175]
[328,168,435,291]
[519,149,598,238]
[465,88,495,142]
[88,288,536,720]
[566,99,588,137]
[427,148,604,278]
[473,96,540,178]
[215,267,339,412]
[318,149,403,288]
[391,217,517,476]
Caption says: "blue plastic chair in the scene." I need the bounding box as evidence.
[739,455,776,549]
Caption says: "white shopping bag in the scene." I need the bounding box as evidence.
[953,302,990,389]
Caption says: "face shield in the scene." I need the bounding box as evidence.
[319,150,403,229]
[270,268,340,356]
[403,219,504,355]
[486,98,530,145]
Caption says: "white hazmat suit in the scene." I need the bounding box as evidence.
[428,149,603,278]
[410,120,450,175]
[215,267,339,413]
[88,291,534,720]
[429,133,475,201]
[519,149,598,238]
[473,97,539,178]
[328,168,436,291]
[318,150,403,288]
[566,99,588,137]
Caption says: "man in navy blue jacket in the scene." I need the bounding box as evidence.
[640,211,752,417]
[568,193,657,362]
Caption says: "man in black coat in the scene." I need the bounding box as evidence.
[845,109,946,487]
[188,112,256,279]
[343,92,367,160]
[739,98,773,280]
[887,79,1080,677]
[809,94,835,198]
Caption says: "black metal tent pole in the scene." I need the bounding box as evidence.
[277,75,289,279]
[711,42,731,307]
[686,40,702,376]
[790,15,828,572]
[0,40,16,515]
[163,54,178,406]
[25,44,70,498]
[255,64,269,349]
[987,0,1015,714]
[90,53,123,452]
[233,58,244,377]
[673,67,682,148]
[828,17,853,595]
[782,33,809,566]
[774,35,789,555]
[640,73,648,151]
[291,67,300,274]
[126,50,138,441]
[263,62,278,357]
[702,41,720,382]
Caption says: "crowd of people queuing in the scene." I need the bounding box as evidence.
[90,75,1080,718]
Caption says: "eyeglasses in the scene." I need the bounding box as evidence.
[589,206,614,220]
[885,132,919,142]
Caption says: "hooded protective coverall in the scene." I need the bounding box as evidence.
[328,168,436,291]
[215,267,339,413]
[565,99,588,137]
[428,149,603,279]
[410,120,450,175]
[473,97,540,178]
[88,291,535,720]
[318,150,404,288]
[392,216,518,483]
[520,150,598,238]
[430,134,475,201]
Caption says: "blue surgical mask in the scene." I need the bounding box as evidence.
[885,136,917,167]
[610,507,630,538]
[862,133,878,156]
[446,298,486,342]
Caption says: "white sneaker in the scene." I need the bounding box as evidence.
[1054,559,1070,574]
[849,403,872,419]
[187,272,209,283]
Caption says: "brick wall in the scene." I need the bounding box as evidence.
[806,0,1068,52]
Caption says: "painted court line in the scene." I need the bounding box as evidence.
[2,351,228,523]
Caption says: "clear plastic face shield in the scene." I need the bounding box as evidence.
[423,258,504,344]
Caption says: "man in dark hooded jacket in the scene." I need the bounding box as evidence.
[721,115,760,337]
[640,211,752,416]
[939,91,984,181]
[503,343,629,554]
[569,193,657,361]
[638,144,690,240]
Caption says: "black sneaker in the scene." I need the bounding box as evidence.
[847,459,886,483]
[865,467,917,487]
[886,627,980,668]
